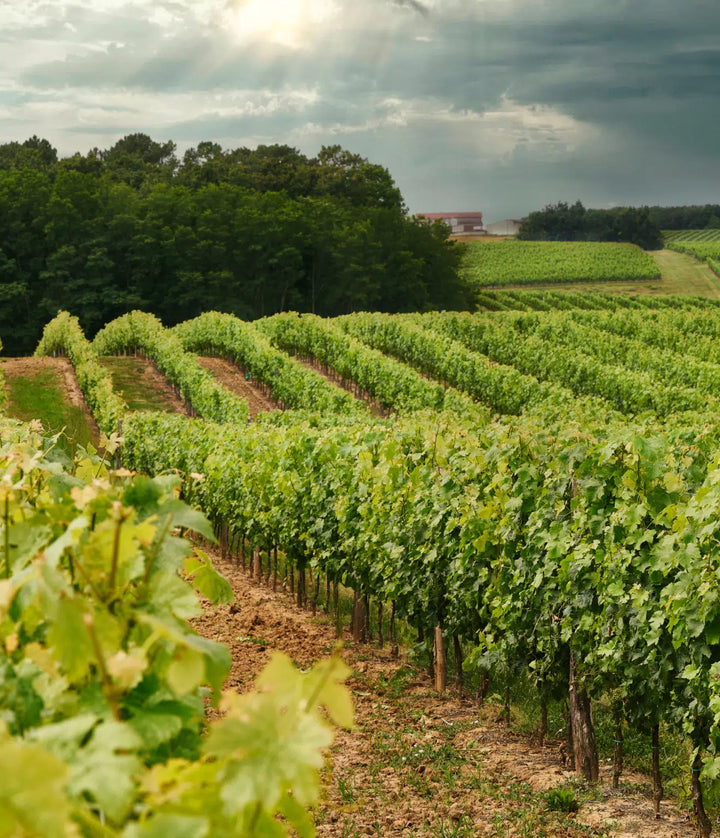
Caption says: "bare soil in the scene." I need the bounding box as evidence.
[192,552,698,838]
[195,356,280,418]
[1,356,100,439]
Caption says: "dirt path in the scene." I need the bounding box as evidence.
[195,356,279,418]
[1,356,100,439]
[193,553,697,838]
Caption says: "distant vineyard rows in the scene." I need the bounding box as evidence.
[663,229,720,243]
[460,240,661,288]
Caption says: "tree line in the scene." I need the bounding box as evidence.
[518,201,664,249]
[646,204,720,231]
[0,134,467,354]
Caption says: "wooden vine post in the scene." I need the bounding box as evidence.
[651,724,663,817]
[612,712,623,790]
[434,625,446,692]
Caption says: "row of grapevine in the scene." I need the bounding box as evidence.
[255,311,484,421]
[35,311,125,434]
[461,240,661,288]
[567,308,720,369]
[337,311,606,420]
[416,312,711,417]
[663,229,720,244]
[93,311,250,425]
[475,288,720,313]
[0,420,351,835]
[0,335,5,414]
[668,241,720,265]
[174,311,366,417]
[481,311,720,402]
[119,406,720,828]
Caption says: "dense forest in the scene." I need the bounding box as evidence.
[0,134,467,354]
[647,204,720,230]
[518,201,664,249]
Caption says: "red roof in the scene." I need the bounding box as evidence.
[418,212,483,221]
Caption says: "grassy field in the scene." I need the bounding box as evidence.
[1,361,96,454]
[97,356,184,412]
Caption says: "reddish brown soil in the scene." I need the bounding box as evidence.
[195,356,279,418]
[192,552,697,838]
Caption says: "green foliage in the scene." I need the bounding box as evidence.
[420,310,710,417]
[115,384,720,808]
[518,201,663,249]
[35,310,125,435]
[257,311,482,419]
[338,311,594,419]
[473,289,720,312]
[650,204,720,230]
[544,788,579,813]
[663,229,720,244]
[461,240,661,289]
[0,136,467,354]
[92,311,249,425]
[174,311,365,416]
[0,420,353,835]
[668,239,720,267]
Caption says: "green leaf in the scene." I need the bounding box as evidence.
[167,648,206,696]
[0,723,74,838]
[127,708,183,751]
[706,614,720,646]
[67,721,143,825]
[183,549,234,605]
[158,499,216,542]
[124,814,209,838]
[278,792,316,838]
[7,518,52,572]
[47,595,94,682]
[147,571,201,619]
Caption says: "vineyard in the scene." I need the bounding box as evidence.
[664,230,720,244]
[667,241,720,276]
[7,300,720,834]
[459,240,661,288]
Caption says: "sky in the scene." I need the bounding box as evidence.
[1,0,718,221]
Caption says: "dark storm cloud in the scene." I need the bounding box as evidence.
[392,0,429,16]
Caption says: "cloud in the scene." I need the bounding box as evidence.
[0,0,718,218]
[392,0,429,17]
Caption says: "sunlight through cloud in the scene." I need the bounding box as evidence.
[225,0,339,49]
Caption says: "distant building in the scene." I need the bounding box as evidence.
[485,219,523,236]
[417,211,484,234]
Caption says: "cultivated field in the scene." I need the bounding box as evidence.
[663,229,720,244]
[460,240,661,288]
[5,301,720,835]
